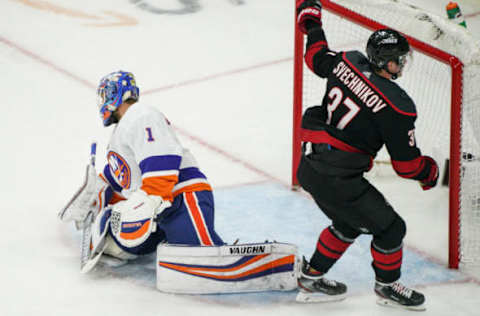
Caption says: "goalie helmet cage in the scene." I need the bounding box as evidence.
[292,0,480,270]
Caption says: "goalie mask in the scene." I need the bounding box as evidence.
[366,29,411,80]
[97,71,140,126]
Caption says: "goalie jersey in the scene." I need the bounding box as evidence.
[102,103,211,202]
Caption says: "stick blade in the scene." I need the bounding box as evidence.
[80,212,94,272]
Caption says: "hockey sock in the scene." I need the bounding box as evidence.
[370,215,406,282]
[371,242,403,283]
[310,226,356,273]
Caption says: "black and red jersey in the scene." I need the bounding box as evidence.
[302,26,433,181]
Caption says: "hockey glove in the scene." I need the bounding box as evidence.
[296,0,322,34]
[110,190,171,248]
[419,156,439,191]
[59,163,111,228]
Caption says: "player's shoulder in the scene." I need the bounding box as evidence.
[342,51,416,116]
[370,75,416,116]
[126,103,165,118]
[343,51,370,70]
[122,103,168,126]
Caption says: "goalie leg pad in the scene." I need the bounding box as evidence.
[156,242,299,294]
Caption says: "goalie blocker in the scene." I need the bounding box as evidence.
[156,242,299,294]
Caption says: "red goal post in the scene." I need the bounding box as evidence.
[292,0,480,269]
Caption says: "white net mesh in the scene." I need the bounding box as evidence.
[299,0,480,266]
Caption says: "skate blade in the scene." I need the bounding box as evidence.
[296,290,347,303]
[376,297,426,311]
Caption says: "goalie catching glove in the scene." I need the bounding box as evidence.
[296,0,322,34]
[109,190,171,248]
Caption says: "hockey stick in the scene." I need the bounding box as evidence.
[60,142,102,273]
[80,210,111,273]
[80,210,95,272]
[60,143,121,273]
[77,142,96,270]
[78,142,112,273]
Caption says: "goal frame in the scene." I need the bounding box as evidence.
[291,0,463,269]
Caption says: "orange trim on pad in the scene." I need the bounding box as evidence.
[158,255,296,280]
[119,220,151,240]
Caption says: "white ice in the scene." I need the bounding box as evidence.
[1,0,480,315]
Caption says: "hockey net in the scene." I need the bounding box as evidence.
[292,0,480,269]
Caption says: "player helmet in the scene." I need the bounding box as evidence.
[97,71,139,126]
[366,29,410,79]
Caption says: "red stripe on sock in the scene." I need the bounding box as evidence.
[316,242,342,259]
[319,227,352,253]
[373,261,402,271]
[371,247,403,265]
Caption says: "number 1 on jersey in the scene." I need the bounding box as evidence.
[145,127,155,142]
[326,86,360,130]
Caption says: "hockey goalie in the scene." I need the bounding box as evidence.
[58,70,301,296]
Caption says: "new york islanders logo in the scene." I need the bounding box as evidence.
[107,151,131,189]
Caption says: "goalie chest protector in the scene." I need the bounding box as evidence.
[156,242,299,294]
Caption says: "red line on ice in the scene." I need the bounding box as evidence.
[142,57,292,95]
[0,35,287,184]
[0,36,95,89]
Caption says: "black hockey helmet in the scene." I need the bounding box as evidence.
[366,29,410,73]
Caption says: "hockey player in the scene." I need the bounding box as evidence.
[295,0,439,310]
[59,71,301,293]
[61,70,223,263]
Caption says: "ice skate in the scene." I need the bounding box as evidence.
[375,281,426,311]
[296,257,347,303]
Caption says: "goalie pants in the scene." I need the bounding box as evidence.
[110,190,224,255]
[297,145,406,283]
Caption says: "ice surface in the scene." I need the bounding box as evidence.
[1,0,480,315]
